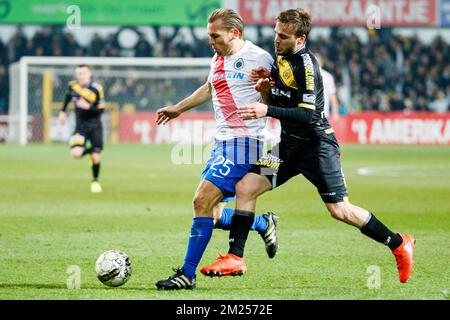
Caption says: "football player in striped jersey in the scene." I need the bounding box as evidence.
[59,64,105,193]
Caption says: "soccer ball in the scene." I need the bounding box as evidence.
[95,250,132,287]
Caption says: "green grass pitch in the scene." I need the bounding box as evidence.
[0,143,449,300]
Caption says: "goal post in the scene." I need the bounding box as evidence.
[8,56,211,145]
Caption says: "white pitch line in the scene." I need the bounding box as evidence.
[356,165,450,178]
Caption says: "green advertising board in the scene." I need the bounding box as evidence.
[0,0,221,25]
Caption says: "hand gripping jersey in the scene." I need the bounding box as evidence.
[208,40,274,141]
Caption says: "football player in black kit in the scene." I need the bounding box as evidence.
[200,8,415,284]
[59,64,105,193]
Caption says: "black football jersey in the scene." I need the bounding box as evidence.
[64,80,105,124]
[270,46,332,138]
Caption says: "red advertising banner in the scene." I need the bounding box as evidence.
[119,111,450,145]
[118,112,216,144]
[337,112,450,145]
[238,0,437,26]
[118,112,281,144]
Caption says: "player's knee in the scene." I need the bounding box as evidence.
[91,153,101,164]
[71,148,83,159]
[192,193,212,215]
[235,180,256,200]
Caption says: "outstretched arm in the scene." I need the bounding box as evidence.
[156,81,211,125]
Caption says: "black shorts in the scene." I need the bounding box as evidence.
[251,130,348,203]
[71,121,103,153]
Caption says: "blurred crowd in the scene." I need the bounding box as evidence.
[307,28,450,114]
[0,25,449,114]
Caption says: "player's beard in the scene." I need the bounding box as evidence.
[275,41,296,56]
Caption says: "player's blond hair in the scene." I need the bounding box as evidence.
[208,8,244,39]
[277,8,312,38]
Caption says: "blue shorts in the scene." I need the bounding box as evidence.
[202,137,263,201]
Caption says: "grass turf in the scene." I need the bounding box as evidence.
[0,144,449,300]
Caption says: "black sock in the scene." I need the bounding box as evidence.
[228,210,255,258]
[360,213,403,250]
[92,163,100,181]
[83,148,93,156]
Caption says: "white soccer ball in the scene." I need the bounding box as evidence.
[95,250,132,287]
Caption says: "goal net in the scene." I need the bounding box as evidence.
[7,56,212,145]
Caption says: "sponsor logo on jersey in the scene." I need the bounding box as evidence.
[212,72,245,80]
[301,53,315,91]
[303,94,316,104]
[255,153,283,169]
[271,87,291,98]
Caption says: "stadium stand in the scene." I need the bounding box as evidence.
[0,25,448,114]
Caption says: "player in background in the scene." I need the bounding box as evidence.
[315,52,340,122]
[154,8,278,290]
[59,64,105,193]
[200,8,415,284]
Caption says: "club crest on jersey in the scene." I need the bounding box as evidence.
[234,58,245,70]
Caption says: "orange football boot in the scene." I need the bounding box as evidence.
[200,253,247,277]
[391,234,415,283]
